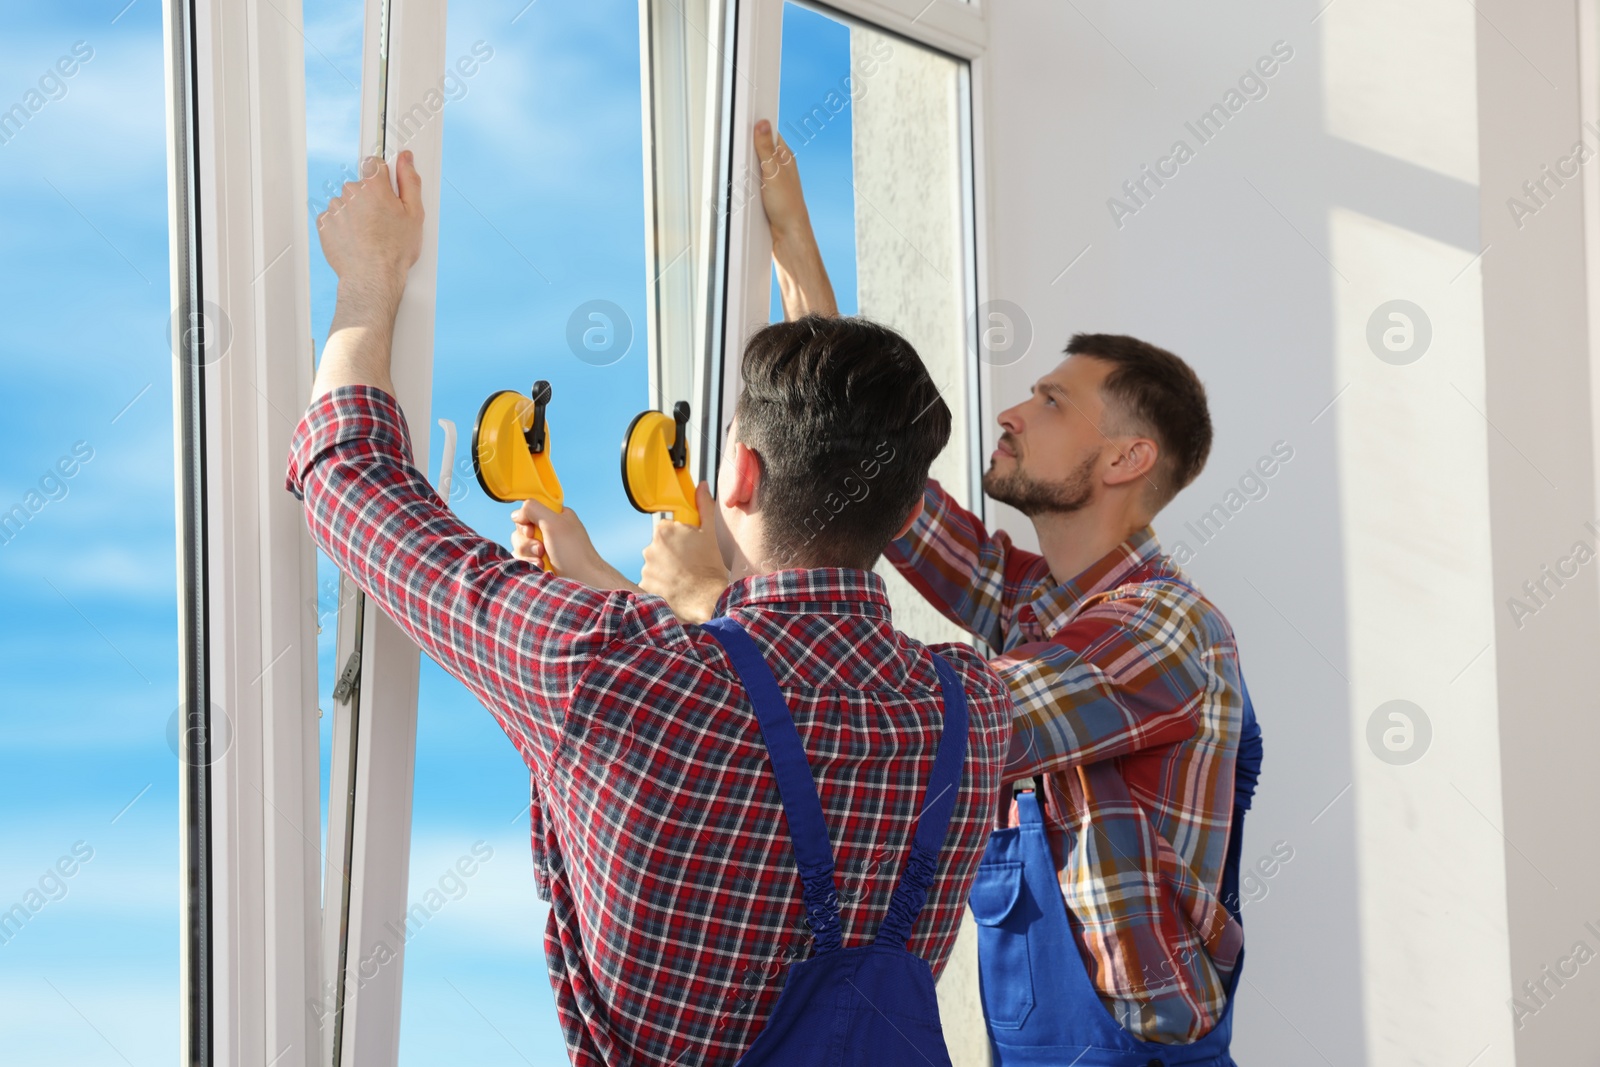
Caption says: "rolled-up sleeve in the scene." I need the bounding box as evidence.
[285,384,675,772]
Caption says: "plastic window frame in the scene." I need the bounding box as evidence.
[167,0,450,1064]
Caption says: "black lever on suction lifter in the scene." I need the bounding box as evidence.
[668,401,691,469]
[525,380,553,455]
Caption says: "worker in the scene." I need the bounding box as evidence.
[638,122,1262,1064]
[290,151,1012,1064]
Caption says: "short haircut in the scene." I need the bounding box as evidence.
[1065,332,1212,510]
[734,316,951,570]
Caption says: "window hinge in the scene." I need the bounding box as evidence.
[332,649,362,706]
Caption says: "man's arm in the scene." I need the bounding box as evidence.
[755,120,838,320]
[749,123,1047,643]
[510,497,645,596]
[310,154,420,401]
[286,387,679,770]
[294,153,683,770]
[883,478,1045,651]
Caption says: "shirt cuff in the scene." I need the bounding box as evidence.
[285,384,415,502]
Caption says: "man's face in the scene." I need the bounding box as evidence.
[983,355,1114,517]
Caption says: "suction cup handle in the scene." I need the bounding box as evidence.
[526,380,553,455]
[669,401,691,469]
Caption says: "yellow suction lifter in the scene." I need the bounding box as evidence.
[473,379,564,570]
[620,401,699,527]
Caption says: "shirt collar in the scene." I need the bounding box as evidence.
[714,567,892,621]
[1025,525,1164,637]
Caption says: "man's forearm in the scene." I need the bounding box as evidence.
[311,276,404,401]
[773,229,838,320]
[883,479,1026,651]
[573,556,646,598]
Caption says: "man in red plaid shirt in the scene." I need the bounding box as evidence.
[291,151,1011,1065]
[646,123,1254,1049]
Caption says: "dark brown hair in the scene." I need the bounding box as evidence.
[1065,332,1212,509]
[734,316,951,570]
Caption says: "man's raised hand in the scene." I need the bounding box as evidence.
[308,151,425,401]
[316,151,424,300]
[754,121,838,319]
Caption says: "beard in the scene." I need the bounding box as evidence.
[983,445,1098,517]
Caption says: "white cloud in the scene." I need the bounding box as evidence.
[406,830,548,955]
[0,32,168,202]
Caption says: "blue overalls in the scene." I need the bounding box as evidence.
[971,657,1263,1067]
[700,617,970,1067]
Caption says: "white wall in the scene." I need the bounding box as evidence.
[978,0,1600,1062]
[1475,1,1600,1063]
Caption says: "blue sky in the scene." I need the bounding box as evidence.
[0,0,856,1062]
[0,2,184,1063]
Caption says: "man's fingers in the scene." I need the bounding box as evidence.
[396,150,423,209]
[655,521,689,545]
[512,499,558,525]
[756,120,787,183]
[754,119,775,166]
[512,523,545,561]
[362,154,392,191]
[693,481,715,529]
[756,120,797,185]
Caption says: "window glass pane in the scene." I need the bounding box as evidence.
[775,2,976,647]
[0,6,179,1063]
[397,2,650,1061]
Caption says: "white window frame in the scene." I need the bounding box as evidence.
[168,0,449,1064]
[165,0,322,1062]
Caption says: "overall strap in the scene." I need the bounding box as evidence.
[874,653,970,947]
[700,617,843,954]
[1014,788,1044,826]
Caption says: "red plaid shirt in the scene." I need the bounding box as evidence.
[885,479,1247,1044]
[286,386,1012,1065]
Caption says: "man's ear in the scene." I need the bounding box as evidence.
[722,441,763,510]
[892,495,924,540]
[1105,437,1159,489]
